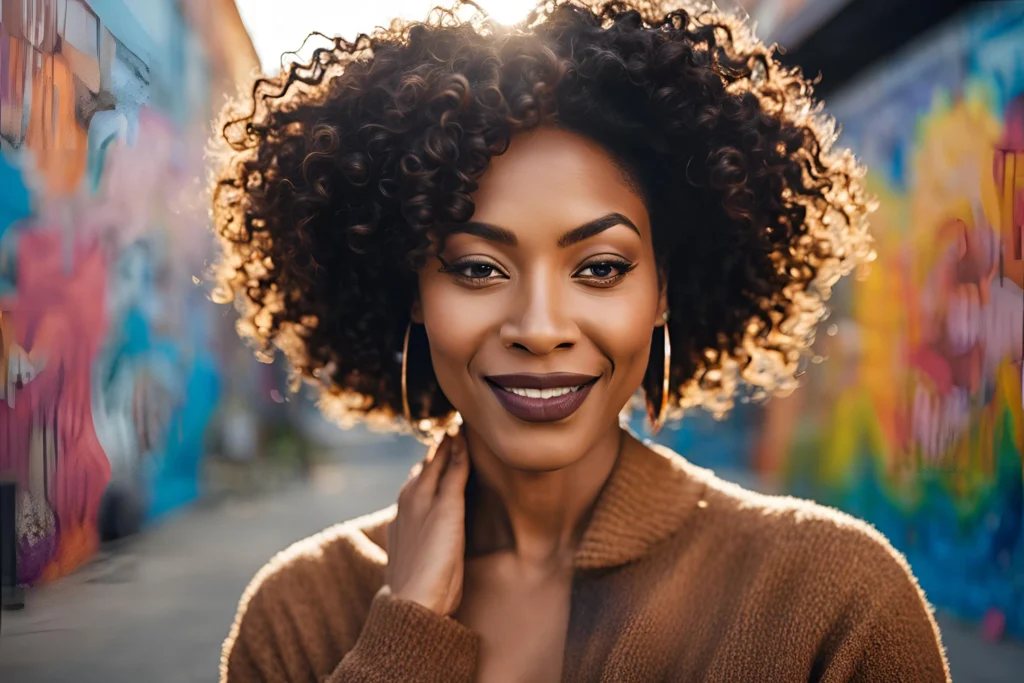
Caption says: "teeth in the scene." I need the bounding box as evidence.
[506,386,583,398]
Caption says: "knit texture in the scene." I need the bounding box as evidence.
[221,443,951,682]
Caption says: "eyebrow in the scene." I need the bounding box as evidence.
[450,212,640,248]
[557,213,640,247]
[450,221,519,245]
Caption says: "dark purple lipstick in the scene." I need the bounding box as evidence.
[484,372,599,423]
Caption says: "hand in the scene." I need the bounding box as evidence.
[386,431,470,616]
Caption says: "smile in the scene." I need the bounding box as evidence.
[504,385,585,398]
[484,372,600,423]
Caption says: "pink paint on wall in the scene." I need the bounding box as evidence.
[0,227,111,579]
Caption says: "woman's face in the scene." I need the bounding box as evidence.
[416,127,666,471]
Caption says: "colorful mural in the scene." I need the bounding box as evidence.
[647,4,1024,638]
[0,0,258,584]
[797,5,1024,638]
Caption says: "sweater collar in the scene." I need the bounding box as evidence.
[573,436,709,571]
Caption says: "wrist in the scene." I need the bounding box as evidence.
[388,584,446,615]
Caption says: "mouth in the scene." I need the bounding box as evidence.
[484,372,600,423]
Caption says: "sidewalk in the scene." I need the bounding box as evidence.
[0,434,421,683]
[1,438,1022,682]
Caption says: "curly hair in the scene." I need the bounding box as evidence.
[210,0,873,431]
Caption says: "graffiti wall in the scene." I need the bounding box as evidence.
[816,5,1024,637]
[0,0,259,584]
[649,3,1024,638]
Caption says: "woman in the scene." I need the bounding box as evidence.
[212,2,949,681]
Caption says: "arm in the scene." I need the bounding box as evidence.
[221,435,477,683]
[222,583,478,683]
[816,547,950,683]
[325,588,478,683]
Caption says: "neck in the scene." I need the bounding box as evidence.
[463,421,624,565]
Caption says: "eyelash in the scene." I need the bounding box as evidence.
[575,259,637,285]
[439,257,637,287]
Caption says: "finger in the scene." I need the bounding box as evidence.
[386,518,396,558]
[418,433,453,494]
[424,436,444,464]
[398,460,425,507]
[408,461,424,481]
[438,432,470,498]
[405,433,444,488]
[385,519,397,584]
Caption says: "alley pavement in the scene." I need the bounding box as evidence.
[1,432,1022,682]
[0,430,422,683]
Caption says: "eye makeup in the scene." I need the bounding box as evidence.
[438,253,638,288]
[572,256,637,286]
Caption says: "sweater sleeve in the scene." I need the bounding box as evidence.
[816,540,951,683]
[325,587,479,683]
[223,582,478,683]
[220,526,479,683]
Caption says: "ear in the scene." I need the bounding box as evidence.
[410,298,424,324]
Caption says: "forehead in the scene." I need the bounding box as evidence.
[470,127,650,237]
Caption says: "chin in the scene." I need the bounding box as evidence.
[496,448,586,472]
[471,418,601,472]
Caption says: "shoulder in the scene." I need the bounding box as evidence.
[220,506,395,681]
[680,457,948,678]
[239,504,393,603]
[674,457,949,679]
[655,444,924,596]
[632,444,947,678]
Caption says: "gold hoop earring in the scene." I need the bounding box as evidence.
[402,321,431,443]
[646,312,671,435]
[401,321,461,444]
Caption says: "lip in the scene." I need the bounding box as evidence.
[485,372,599,390]
[484,372,600,423]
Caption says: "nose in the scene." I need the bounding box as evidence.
[499,270,579,356]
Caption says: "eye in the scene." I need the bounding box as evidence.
[439,257,508,284]
[460,263,501,279]
[574,258,636,284]
[579,263,616,278]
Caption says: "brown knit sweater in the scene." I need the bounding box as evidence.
[220,443,950,682]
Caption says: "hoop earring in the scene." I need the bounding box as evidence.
[401,321,461,444]
[645,312,671,435]
[402,321,431,443]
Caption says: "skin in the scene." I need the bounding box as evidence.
[385,127,668,683]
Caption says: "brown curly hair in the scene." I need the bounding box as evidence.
[210,0,873,431]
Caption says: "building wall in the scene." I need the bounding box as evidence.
[732,0,849,46]
[0,0,259,585]
[649,3,1024,638]
[816,4,1024,637]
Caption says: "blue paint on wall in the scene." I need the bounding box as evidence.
[0,154,31,242]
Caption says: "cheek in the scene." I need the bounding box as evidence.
[606,315,656,378]
[417,274,489,395]
[582,278,661,387]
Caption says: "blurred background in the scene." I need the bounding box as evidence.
[0,0,1022,681]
